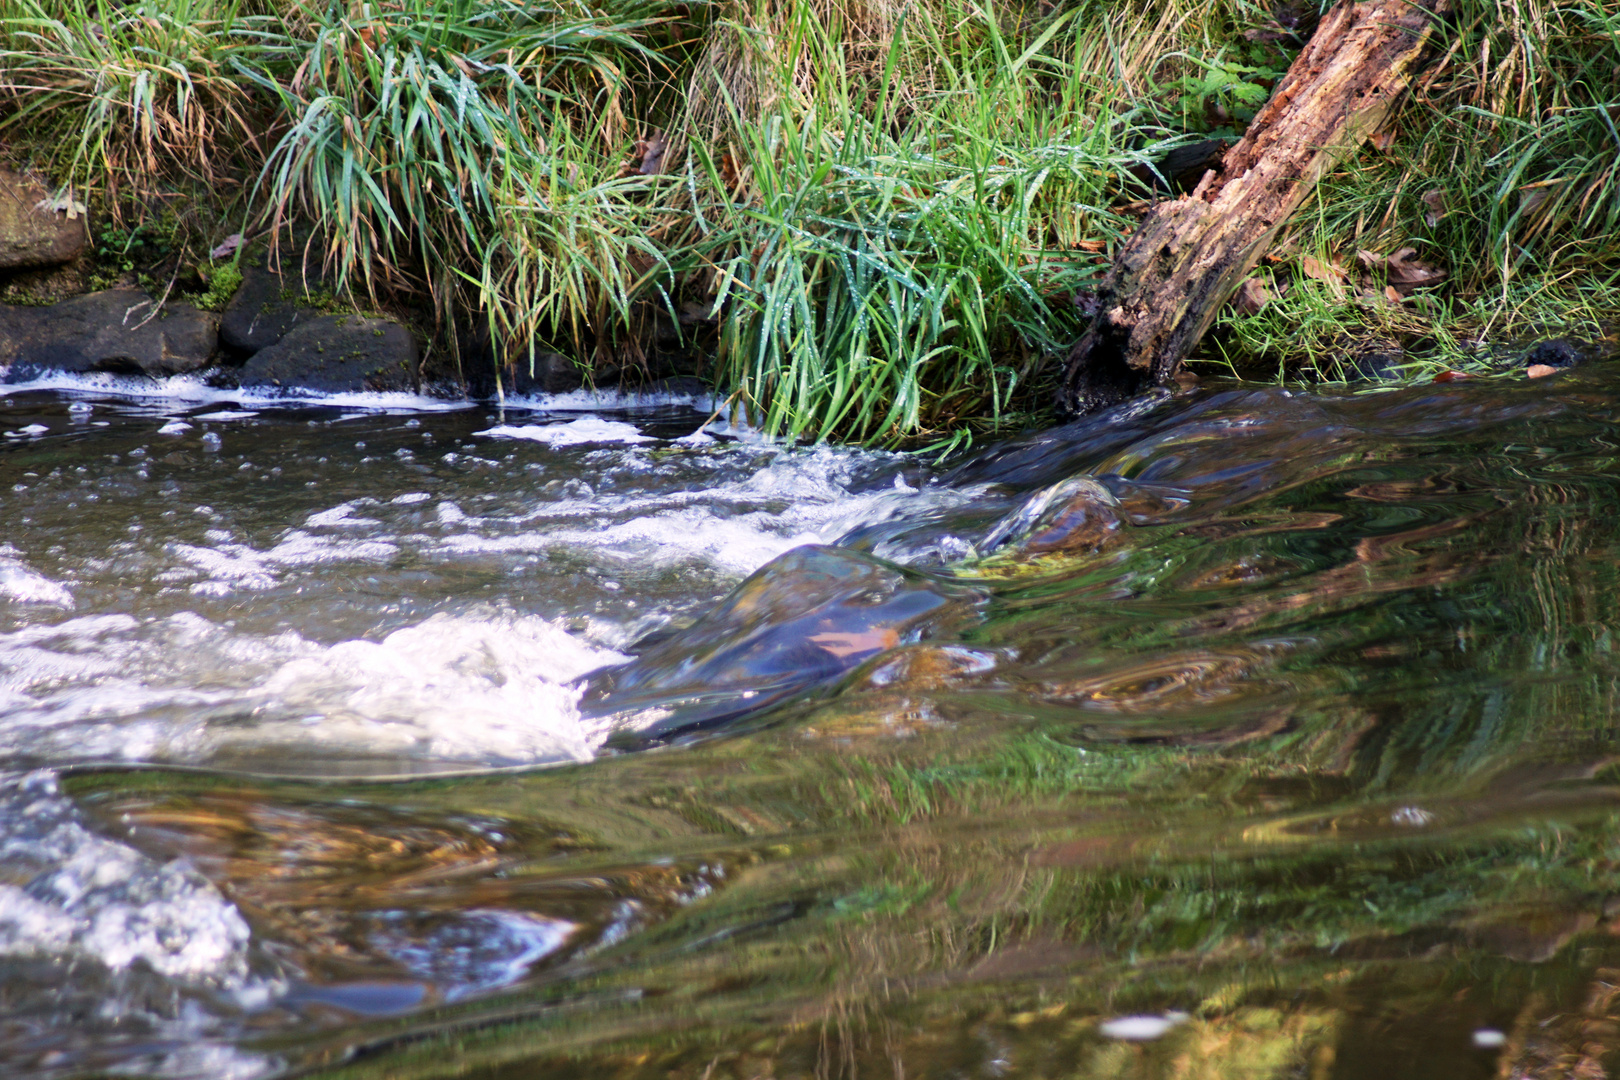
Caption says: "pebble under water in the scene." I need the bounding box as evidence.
[2,365,1620,1079]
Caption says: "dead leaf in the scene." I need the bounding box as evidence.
[1232,277,1273,315]
[1385,247,1445,291]
[1432,370,1471,383]
[1519,184,1554,217]
[1421,188,1446,227]
[1368,126,1398,153]
[210,233,244,260]
[34,190,86,220]
[1299,254,1349,298]
[1527,364,1558,379]
[1384,285,1404,305]
[617,130,669,179]
[1300,255,1347,282]
[807,628,900,660]
[1359,246,1446,294]
[637,131,667,176]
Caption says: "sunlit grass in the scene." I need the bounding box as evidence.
[1,0,1616,436]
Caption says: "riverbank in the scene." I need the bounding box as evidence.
[2,0,1616,445]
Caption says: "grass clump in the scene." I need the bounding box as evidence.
[1,0,1617,440]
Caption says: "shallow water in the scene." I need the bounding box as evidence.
[3,366,1620,1078]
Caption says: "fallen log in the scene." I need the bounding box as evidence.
[1057,0,1454,416]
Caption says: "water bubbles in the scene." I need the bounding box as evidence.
[1390,806,1435,827]
[1472,1029,1507,1048]
[201,432,223,452]
[1097,1013,1187,1041]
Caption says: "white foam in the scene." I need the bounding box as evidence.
[477,417,655,446]
[488,445,976,577]
[244,612,625,763]
[305,500,383,528]
[123,1041,276,1080]
[0,546,74,607]
[0,371,474,413]
[497,385,721,413]
[158,420,192,435]
[1098,1014,1184,1041]
[168,528,399,595]
[0,610,626,767]
[0,772,253,983]
[380,909,577,1001]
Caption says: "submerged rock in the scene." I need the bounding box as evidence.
[0,290,217,379]
[1523,337,1584,370]
[584,545,982,743]
[236,313,418,392]
[981,477,1123,557]
[0,169,87,270]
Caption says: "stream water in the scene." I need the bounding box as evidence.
[2,363,1620,1079]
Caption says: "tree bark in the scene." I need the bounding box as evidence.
[1057,0,1453,417]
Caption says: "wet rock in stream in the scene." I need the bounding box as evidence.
[981,476,1124,557]
[235,313,418,392]
[217,265,324,356]
[584,545,984,743]
[0,289,218,379]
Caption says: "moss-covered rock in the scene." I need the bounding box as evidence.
[0,289,217,379]
[235,313,418,392]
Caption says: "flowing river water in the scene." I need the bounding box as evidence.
[2,363,1620,1079]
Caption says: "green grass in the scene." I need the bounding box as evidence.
[1,0,1617,438]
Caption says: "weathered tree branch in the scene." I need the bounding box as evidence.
[1057,0,1454,416]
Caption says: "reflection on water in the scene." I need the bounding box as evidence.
[3,363,1620,1077]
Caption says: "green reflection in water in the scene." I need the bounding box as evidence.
[54,369,1620,1077]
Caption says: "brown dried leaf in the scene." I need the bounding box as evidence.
[1519,184,1553,216]
[210,233,244,260]
[1360,247,1446,294]
[1421,188,1446,227]
[617,130,669,179]
[1299,255,1347,282]
[1385,247,1445,290]
[1432,370,1471,383]
[1368,126,1398,153]
[1527,364,1558,379]
[807,628,900,660]
[1232,277,1273,315]
[638,131,668,176]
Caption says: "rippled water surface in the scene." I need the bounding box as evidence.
[4,364,1620,1079]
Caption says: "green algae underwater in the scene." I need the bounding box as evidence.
[2,356,1617,1078]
